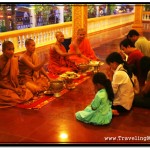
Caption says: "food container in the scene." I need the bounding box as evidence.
[50,79,64,97]
[59,71,80,90]
[77,63,89,73]
[89,61,104,73]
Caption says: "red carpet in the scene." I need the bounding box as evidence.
[17,74,90,109]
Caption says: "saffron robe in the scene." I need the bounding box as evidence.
[0,55,33,108]
[48,44,77,75]
[19,52,49,94]
[69,38,98,61]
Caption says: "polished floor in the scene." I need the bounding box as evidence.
[0,26,150,145]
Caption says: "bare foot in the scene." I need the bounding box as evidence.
[112,109,120,116]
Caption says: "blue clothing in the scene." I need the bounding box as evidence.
[75,89,112,125]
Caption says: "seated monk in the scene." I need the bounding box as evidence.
[0,41,33,108]
[68,28,100,65]
[48,31,78,75]
[18,38,51,94]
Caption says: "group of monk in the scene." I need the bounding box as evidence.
[48,28,100,75]
[0,28,150,112]
[0,28,99,108]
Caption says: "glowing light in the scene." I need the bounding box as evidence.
[59,133,68,139]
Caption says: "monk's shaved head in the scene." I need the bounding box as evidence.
[2,41,13,51]
[25,38,34,46]
[77,28,86,35]
[55,31,63,38]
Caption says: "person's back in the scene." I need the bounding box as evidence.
[135,36,150,57]
[112,64,134,110]
[128,50,144,85]
[75,72,114,125]
[127,29,150,57]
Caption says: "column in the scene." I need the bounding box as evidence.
[29,6,36,27]
[72,4,88,39]
[57,5,64,23]
[96,5,99,17]
[132,4,143,35]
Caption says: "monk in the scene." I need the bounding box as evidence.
[18,38,50,94]
[0,41,33,108]
[68,28,100,64]
[48,31,78,75]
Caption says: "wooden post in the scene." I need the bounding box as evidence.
[132,4,143,35]
[72,4,88,39]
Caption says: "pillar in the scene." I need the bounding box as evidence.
[29,6,36,27]
[72,4,88,39]
[132,4,143,35]
[96,5,99,17]
[57,5,64,23]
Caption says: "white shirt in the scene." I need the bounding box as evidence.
[112,64,134,110]
[135,36,150,57]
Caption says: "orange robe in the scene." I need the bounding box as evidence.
[69,38,97,61]
[19,52,49,94]
[48,44,77,75]
[0,55,33,108]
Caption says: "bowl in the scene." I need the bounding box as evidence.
[77,64,89,73]
[50,80,64,97]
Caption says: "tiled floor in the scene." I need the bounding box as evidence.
[0,26,150,145]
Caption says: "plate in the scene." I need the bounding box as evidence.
[60,72,80,79]
[86,67,94,73]
[44,90,54,95]
[89,61,100,66]
[99,62,104,65]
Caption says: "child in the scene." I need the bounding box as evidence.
[75,72,114,125]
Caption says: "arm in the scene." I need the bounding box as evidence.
[112,71,123,94]
[40,68,51,82]
[53,45,69,57]
[20,54,48,71]
[91,93,101,110]
[72,42,90,61]
[0,81,23,96]
[112,72,124,94]
[0,81,15,91]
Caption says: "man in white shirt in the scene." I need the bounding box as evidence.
[127,29,150,57]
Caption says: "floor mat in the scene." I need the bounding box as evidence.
[17,75,90,109]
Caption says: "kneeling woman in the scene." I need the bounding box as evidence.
[75,72,114,125]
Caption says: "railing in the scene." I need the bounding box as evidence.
[0,22,72,54]
[143,11,150,21]
[88,13,134,34]
[142,11,150,31]
[0,13,134,55]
